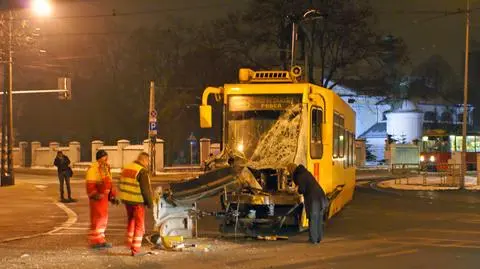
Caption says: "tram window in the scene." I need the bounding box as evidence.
[467,136,475,152]
[344,130,349,167]
[311,108,323,159]
[476,136,480,152]
[423,136,451,153]
[333,113,344,158]
[343,130,354,167]
[449,136,455,152]
[339,129,345,158]
[456,137,462,152]
[351,133,355,166]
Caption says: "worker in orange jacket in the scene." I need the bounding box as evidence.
[86,150,119,249]
[118,152,153,256]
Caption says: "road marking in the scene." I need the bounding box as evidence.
[0,199,78,243]
[54,227,125,232]
[46,201,78,235]
[73,222,126,228]
[49,232,125,236]
[376,249,418,258]
[385,236,480,249]
[407,228,480,235]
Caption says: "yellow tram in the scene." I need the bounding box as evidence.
[199,67,356,232]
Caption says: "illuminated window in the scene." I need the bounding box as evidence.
[455,136,463,152]
[467,136,475,152]
[310,108,323,159]
[333,113,345,158]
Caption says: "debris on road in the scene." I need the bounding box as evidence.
[20,253,30,258]
[256,235,288,241]
[153,235,199,252]
[34,185,47,191]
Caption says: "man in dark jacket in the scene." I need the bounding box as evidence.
[118,152,154,256]
[53,151,76,202]
[287,163,328,244]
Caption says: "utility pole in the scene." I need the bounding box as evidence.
[1,10,14,186]
[0,1,53,186]
[148,81,157,176]
[461,0,470,189]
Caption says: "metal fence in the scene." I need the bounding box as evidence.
[393,163,465,186]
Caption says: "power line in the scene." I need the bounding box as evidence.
[13,6,480,37]
[415,7,480,24]
[15,3,242,20]
[41,31,128,37]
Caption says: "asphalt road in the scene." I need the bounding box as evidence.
[1,172,480,269]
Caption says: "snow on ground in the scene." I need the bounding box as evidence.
[378,175,480,191]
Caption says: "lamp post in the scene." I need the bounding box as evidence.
[290,9,323,81]
[460,0,470,189]
[1,0,52,186]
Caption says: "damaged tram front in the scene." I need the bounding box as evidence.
[199,67,356,234]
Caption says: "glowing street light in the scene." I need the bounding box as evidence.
[31,0,53,17]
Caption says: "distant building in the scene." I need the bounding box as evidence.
[332,84,475,161]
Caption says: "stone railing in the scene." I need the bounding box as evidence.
[92,139,165,170]
[13,142,28,167]
[11,137,221,171]
[31,141,80,167]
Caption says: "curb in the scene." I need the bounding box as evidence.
[374,178,480,192]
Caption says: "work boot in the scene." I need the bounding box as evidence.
[101,242,113,248]
[60,197,69,203]
[90,243,107,250]
[131,251,149,257]
[90,242,112,250]
[68,197,78,203]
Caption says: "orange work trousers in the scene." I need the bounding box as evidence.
[125,204,145,254]
[88,196,109,246]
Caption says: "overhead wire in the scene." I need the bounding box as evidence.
[31,7,480,37]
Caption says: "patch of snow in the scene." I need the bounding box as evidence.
[378,175,480,191]
[30,166,56,170]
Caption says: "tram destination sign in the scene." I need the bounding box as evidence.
[229,95,301,112]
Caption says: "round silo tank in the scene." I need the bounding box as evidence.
[386,100,424,143]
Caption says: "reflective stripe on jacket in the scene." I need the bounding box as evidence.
[118,162,144,204]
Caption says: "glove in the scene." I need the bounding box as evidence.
[90,193,104,200]
[109,196,120,205]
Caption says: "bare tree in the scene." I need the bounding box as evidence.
[208,0,408,95]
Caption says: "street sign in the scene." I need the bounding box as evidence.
[150,110,157,118]
[149,121,157,131]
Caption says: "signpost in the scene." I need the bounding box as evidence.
[148,81,157,175]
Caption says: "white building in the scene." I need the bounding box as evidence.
[332,85,475,161]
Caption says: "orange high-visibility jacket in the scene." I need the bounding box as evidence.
[85,161,116,199]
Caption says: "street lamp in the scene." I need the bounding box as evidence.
[290,9,324,81]
[32,0,53,17]
[1,0,52,186]
[460,0,470,189]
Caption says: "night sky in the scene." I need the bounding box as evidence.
[371,0,479,74]
[13,0,480,81]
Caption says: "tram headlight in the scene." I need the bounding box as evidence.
[420,155,425,162]
[429,155,436,162]
[236,143,244,153]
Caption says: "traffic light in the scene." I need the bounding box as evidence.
[58,77,71,100]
